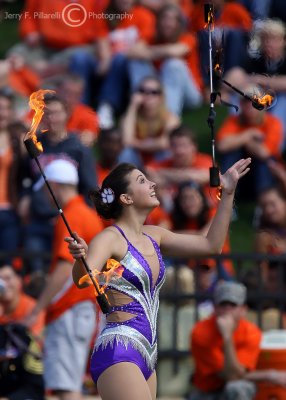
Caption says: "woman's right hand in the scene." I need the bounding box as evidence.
[64,232,88,260]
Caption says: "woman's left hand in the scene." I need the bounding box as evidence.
[220,158,251,195]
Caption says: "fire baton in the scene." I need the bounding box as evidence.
[24,91,110,314]
[205,3,220,187]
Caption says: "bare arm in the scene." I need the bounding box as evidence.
[153,159,251,257]
[220,334,246,380]
[217,129,263,153]
[251,74,286,92]
[65,229,122,289]
[120,94,142,147]
[154,167,210,186]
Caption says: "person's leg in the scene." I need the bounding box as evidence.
[147,372,157,400]
[118,146,144,168]
[253,158,276,195]
[97,362,153,400]
[98,53,129,113]
[223,380,256,400]
[0,209,20,264]
[160,58,202,116]
[128,59,157,92]
[219,149,244,173]
[69,49,98,104]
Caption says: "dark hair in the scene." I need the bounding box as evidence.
[89,163,137,220]
[169,124,197,145]
[257,185,286,229]
[171,181,209,230]
[97,127,121,144]
[44,94,68,111]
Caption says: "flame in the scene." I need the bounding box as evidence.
[216,186,222,201]
[252,93,274,109]
[78,259,124,296]
[204,8,214,30]
[24,89,55,152]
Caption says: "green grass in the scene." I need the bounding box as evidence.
[0,2,23,58]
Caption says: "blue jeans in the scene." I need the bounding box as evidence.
[69,50,129,110]
[0,209,20,264]
[220,149,276,195]
[128,58,203,116]
[23,221,54,274]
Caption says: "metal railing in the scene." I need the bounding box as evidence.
[157,253,286,397]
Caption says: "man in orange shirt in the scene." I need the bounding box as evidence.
[189,281,262,400]
[24,159,104,400]
[217,88,283,196]
[0,264,45,399]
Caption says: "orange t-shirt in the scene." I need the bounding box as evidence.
[217,114,283,158]
[190,1,252,33]
[191,315,262,392]
[67,104,99,138]
[0,146,13,207]
[94,5,155,52]
[8,66,40,97]
[20,0,97,49]
[0,293,45,336]
[46,195,104,324]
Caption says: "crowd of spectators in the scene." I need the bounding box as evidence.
[1,0,286,399]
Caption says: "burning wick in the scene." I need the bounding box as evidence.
[24,89,55,156]
[78,259,124,294]
[213,69,276,111]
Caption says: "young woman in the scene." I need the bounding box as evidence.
[65,158,251,400]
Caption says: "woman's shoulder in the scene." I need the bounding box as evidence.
[143,224,166,245]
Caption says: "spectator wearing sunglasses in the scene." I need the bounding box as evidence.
[128,3,203,116]
[119,76,180,167]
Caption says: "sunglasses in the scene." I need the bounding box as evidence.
[138,87,162,96]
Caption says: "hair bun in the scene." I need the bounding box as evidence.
[101,188,115,204]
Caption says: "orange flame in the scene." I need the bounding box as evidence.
[216,186,222,201]
[78,259,124,296]
[252,93,274,108]
[24,89,55,152]
[204,9,214,30]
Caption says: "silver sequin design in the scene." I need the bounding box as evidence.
[95,248,165,371]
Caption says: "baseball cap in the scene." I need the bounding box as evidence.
[214,281,246,306]
[33,159,79,191]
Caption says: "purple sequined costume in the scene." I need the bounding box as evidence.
[90,225,166,383]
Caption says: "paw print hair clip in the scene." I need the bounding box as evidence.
[101,187,115,204]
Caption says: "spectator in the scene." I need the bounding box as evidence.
[190,0,252,85]
[24,159,104,400]
[225,19,286,148]
[0,264,45,400]
[70,0,156,114]
[171,181,234,278]
[147,125,215,210]
[128,3,203,116]
[95,127,123,185]
[19,95,97,276]
[189,281,262,400]
[244,186,286,308]
[57,74,99,147]
[9,0,101,79]
[0,90,23,265]
[216,85,283,196]
[119,76,180,167]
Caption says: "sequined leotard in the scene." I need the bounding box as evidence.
[90,225,166,383]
